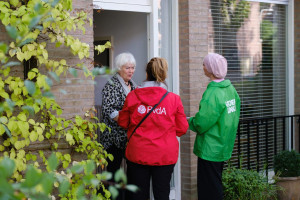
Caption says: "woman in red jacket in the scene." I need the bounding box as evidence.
[118,57,188,200]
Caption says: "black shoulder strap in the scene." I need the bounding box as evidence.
[127,91,169,144]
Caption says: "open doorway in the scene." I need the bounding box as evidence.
[94,10,148,106]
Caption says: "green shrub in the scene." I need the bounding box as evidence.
[223,167,278,200]
[273,150,300,177]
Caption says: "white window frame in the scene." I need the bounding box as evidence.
[245,0,289,5]
[287,0,294,149]
[93,0,152,12]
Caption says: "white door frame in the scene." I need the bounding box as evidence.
[93,0,181,199]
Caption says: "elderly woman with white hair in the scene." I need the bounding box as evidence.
[188,53,241,200]
[100,52,137,190]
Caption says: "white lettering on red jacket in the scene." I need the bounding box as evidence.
[137,105,146,114]
[144,106,167,115]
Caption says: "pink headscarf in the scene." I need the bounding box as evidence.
[203,53,227,79]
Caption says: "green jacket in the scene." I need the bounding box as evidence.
[189,80,240,162]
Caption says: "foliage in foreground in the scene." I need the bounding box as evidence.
[273,150,300,177]
[0,0,135,199]
[223,167,279,200]
[0,155,137,200]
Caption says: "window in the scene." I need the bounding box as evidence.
[208,0,288,170]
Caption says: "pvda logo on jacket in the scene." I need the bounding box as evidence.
[137,105,167,115]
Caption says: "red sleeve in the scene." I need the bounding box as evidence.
[117,93,132,129]
[175,95,189,137]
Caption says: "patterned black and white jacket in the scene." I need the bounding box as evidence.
[100,74,136,150]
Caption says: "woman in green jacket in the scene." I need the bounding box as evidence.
[188,53,240,200]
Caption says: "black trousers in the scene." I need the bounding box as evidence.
[126,160,175,200]
[106,144,125,176]
[106,144,125,200]
[197,158,224,200]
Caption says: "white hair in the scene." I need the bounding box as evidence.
[114,52,136,71]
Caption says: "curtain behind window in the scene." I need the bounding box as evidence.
[209,1,287,119]
[208,0,287,170]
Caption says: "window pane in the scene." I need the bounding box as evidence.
[208,0,287,170]
[209,1,287,120]
[158,0,174,91]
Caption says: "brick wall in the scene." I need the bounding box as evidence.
[0,24,23,78]
[0,0,94,161]
[295,0,300,151]
[51,0,95,119]
[179,0,211,199]
[0,0,94,118]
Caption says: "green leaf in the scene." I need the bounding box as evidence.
[22,165,42,188]
[101,171,112,181]
[3,124,12,138]
[109,186,119,200]
[18,38,34,47]
[70,164,84,174]
[9,0,19,7]
[3,61,20,67]
[28,72,36,80]
[51,0,60,7]
[29,16,41,30]
[114,168,127,184]
[29,131,38,142]
[14,140,24,150]
[75,117,83,126]
[68,68,78,77]
[126,184,139,192]
[22,106,35,115]
[48,71,60,82]
[0,157,15,178]
[24,80,36,95]
[5,99,15,111]
[76,184,85,198]
[63,154,71,162]
[34,2,42,12]
[62,161,69,168]
[48,153,58,171]
[0,116,8,124]
[85,160,95,174]
[45,77,53,87]
[41,173,55,194]
[17,113,26,121]
[5,26,18,40]
[42,91,55,98]
[59,179,70,195]
[0,43,8,53]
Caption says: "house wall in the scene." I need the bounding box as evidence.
[295,0,300,151]
[0,0,94,160]
[50,0,95,119]
[179,0,211,199]
[0,0,94,118]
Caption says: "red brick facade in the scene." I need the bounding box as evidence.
[0,0,94,118]
[51,0,95,118]
[179,0,211,199]
[0,0,94,162]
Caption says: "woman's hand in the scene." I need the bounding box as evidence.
[113,115,119,122]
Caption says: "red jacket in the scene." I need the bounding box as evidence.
[118,86,188,166]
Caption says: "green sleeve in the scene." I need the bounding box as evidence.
[188,117,197,132]
[189,99,221,135]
